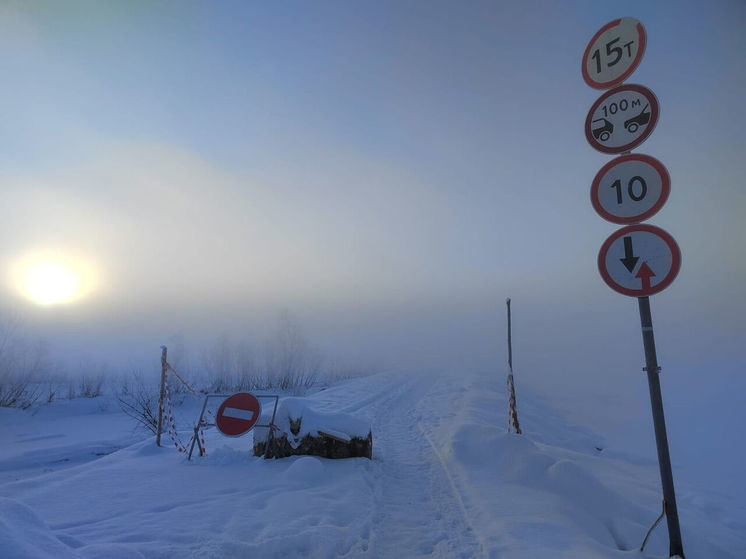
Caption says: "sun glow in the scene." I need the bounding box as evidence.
[10,253,98,306]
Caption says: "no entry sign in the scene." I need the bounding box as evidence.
[585,84,659,154]
[591,153,670,224]
[216,393,262,437]
[598,224,681,297]
[582,18,646,90]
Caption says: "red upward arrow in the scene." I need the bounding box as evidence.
[636,262,656,291]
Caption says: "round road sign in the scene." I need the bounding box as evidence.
[591,153,670,224]
[216,392,262,437]
[598,224,681,297]
[582,18,647,90]
[585,84,659,154]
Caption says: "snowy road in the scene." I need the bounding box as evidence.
[1,370,744,558]
[334,372,485,557]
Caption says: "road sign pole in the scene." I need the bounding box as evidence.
[637,296,684,558]
[583,16,684,556]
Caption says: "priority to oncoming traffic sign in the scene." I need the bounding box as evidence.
[591,153,670,224]
[597,224,681,297]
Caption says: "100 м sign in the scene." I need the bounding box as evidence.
[585,84,659,154]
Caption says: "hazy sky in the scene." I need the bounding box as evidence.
[1,1,744,441]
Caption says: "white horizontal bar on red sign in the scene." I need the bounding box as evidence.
[222,407,255,421]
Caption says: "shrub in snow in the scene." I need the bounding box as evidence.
[0,374,39,408]
[0,320,45,408]
[202,334,261,393]
[263,312,322,392]
[78,371,105,398]
[254,397,372,459]
[197,313,323,393]
[116,372,159,434]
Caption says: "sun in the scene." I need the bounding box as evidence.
[23,261,81,305]
[9,252,98,307]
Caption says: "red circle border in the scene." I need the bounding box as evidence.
[597,224,681,297]
[584,84,659,154]
[216,392,262,437]
[590,153,670,224]
[582,19,647,90]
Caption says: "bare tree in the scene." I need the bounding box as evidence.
[195,312,322,393]
[0,318,45,408]
[203,333,235,392]
[166,332,194,393]
[77,364,106,398]
[264,311,322,391]
[116,371,159,434]
[233,339,257,390]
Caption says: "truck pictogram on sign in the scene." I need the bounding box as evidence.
[585,84,659,154]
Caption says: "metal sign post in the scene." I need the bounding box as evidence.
[638,296,684,557]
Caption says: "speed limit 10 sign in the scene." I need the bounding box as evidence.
[591,153,670,224]
[582,18,646,89]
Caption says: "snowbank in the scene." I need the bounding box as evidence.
[0,371,742,557]
[0,498,78,559]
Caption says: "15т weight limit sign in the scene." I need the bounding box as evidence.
[582,17,646,90]
[598,224,681,297]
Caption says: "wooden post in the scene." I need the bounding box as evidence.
[156,346,168,447]
[506,298,522,434]
[507,298,513,371]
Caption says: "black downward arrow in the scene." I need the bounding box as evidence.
[620,236,639,273]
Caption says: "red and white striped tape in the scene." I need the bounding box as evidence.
[160,362,211,456]
[162,371,187,453]
[166,364,198,395]
[507,373,522,435]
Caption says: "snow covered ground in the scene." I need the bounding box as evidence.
[1,369,744,558]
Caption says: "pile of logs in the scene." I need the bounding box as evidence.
[253,415,372,460]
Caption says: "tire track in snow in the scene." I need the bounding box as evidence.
[418,423,487,557]
[357,372,485,558]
